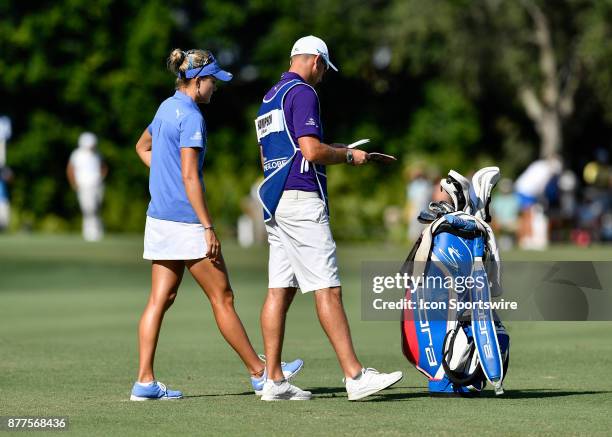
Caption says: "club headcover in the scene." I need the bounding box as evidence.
[470,167,501,222]
[440,170,472,212]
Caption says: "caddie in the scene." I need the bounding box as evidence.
[255,35,403,401]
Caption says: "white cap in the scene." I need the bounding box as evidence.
[78,132,97,149]
[290,35,338,72]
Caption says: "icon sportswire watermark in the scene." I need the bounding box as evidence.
[361,261,612,321]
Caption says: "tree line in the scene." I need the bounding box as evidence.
[1,0,610,239]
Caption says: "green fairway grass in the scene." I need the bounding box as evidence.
[1,234,611,436]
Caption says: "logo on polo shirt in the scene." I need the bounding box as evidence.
[176,109,183,119]
[190,131,203,141]
[305,117,318,127]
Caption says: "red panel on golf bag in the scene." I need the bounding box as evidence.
[401,300,419,367]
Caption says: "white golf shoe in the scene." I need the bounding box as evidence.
[260,379,312,401]
[345,368,403,401]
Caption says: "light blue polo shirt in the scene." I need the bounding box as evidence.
[146,90,206,223]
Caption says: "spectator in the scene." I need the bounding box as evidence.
[237,178,266,247]
[66,132,107,241]
[406,168,433,241]
[0,165,13,231]
[490,178,519,250]
[575,149,611,244]
[514,156,562,249]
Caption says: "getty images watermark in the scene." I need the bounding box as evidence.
[370,271,518,312]
[361,261,612,321]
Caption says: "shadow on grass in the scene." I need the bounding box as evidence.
[478,389,612,399]
[309,385,424,400]
[184,386,422,399]
[307,386,346,399]
[183,387,610,401]
[362,388,612,402]
[184,391,254,398]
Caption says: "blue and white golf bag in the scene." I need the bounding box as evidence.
[401,167,510,396]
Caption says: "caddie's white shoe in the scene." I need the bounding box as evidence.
[260,379,312,401]
[345,368,403,401]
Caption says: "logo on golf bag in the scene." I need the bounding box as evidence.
[436,246,464,272]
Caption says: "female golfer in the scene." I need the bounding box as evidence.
[130,48,302,401]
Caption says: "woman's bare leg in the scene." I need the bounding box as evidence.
[186,255,264,376]
[137,260,184,382]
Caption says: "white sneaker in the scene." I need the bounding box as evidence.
[260,379,312,401]
[345,368,403,401]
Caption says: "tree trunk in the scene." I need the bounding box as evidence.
[539,110,562,159]
[519,1,578,159]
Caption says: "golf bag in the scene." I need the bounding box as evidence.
[400,168,510,395]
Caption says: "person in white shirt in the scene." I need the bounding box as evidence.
[514,156,562,249]
[66,132,107,241]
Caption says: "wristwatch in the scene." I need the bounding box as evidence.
[346,149,354,165]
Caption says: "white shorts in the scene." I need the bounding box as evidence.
[266,191,341,293]
[143,216,207,260]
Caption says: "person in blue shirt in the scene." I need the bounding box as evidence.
[130,48,302,401]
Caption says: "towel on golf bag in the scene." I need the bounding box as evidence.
[400,212,510,395]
